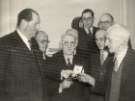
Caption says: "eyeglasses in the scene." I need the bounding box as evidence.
[99,21,112,24]
[63,41,75,47]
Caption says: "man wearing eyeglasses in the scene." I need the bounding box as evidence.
[98,13,114,31]
[77,8,99,59]
[45,29,95,101]
[98,13,132,48]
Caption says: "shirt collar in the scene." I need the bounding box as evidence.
[114,47,128,71]
[84,27,93,34]
[17,29,31,50]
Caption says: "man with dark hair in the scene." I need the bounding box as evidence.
[0,8,44,101]
[17,8,39,26]
[77,8,99,58]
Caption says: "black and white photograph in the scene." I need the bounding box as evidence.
[0,0,135,101]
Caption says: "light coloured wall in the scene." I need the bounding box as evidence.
[0,0,126,48]
[126,0,135,49]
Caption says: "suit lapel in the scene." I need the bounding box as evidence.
[12,31,42,74]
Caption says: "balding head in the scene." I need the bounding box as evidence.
[106,24,130,53]
[35,31,49,52]
[95,30,107,50]
[98,13,114,30]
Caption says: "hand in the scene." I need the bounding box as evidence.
[61,70,74,79]
[59,79,73,93]
[77,73,95,86]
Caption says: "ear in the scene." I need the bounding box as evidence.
[21,19,28,28]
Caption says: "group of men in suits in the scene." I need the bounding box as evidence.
[0,7,135,101]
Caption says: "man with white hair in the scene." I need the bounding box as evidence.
[105,24,135,101]
[46,29,95,101]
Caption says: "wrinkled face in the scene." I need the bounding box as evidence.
[26,13,40,39]
[82,12,94,29]
[36,33,49,52]
[105,35,120,53]
[95,32,106,50]
[62,35,76,55]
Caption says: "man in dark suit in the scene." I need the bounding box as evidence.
[77,8,99,58]
[89,29,110,101]
[105,24,135,101]
[45,29,95,101]
[0,8,45,101]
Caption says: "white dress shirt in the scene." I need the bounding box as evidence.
[84,27,93,35]
[17,29,31,50]
[100,50,108,65]
[114,48,128,72]
[64,55,73,65]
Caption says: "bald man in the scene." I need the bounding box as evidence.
[98,13,132,48]
[31,31,49,60]
[90,30,113,101]
[98,13,114,31]
[35,31,49,60]
[105,24,135,101]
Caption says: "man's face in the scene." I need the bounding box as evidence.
[105,35,120,53]
[98,15,113,30]
[82,12,94,29]
[62,35,76,55]
[26,13,40,39]
[36,33,48,52]
[95,32,105,50]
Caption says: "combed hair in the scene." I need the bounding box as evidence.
[81,8,94,17]
[17,8,39,26]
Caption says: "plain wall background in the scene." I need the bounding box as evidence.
[0,0,134,49]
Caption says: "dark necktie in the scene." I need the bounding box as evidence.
[67,58,72,68]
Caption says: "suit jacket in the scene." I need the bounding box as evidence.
[44,51,91,101]
[90,51,114,97]
[77,26,99,58]
[106,49,135,101]
[0,31,44,101]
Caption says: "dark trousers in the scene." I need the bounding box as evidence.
[90,94,105,101]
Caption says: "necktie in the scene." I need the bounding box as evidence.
[67,58,72,68]
[100,50,105,65]
[42,52,46,60]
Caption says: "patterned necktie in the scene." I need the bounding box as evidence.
[100,50,105,65]
[67,58,72,68]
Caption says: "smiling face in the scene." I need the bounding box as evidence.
[62,35,76,55]
[82,12,94,29]
[98,14,113,30]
